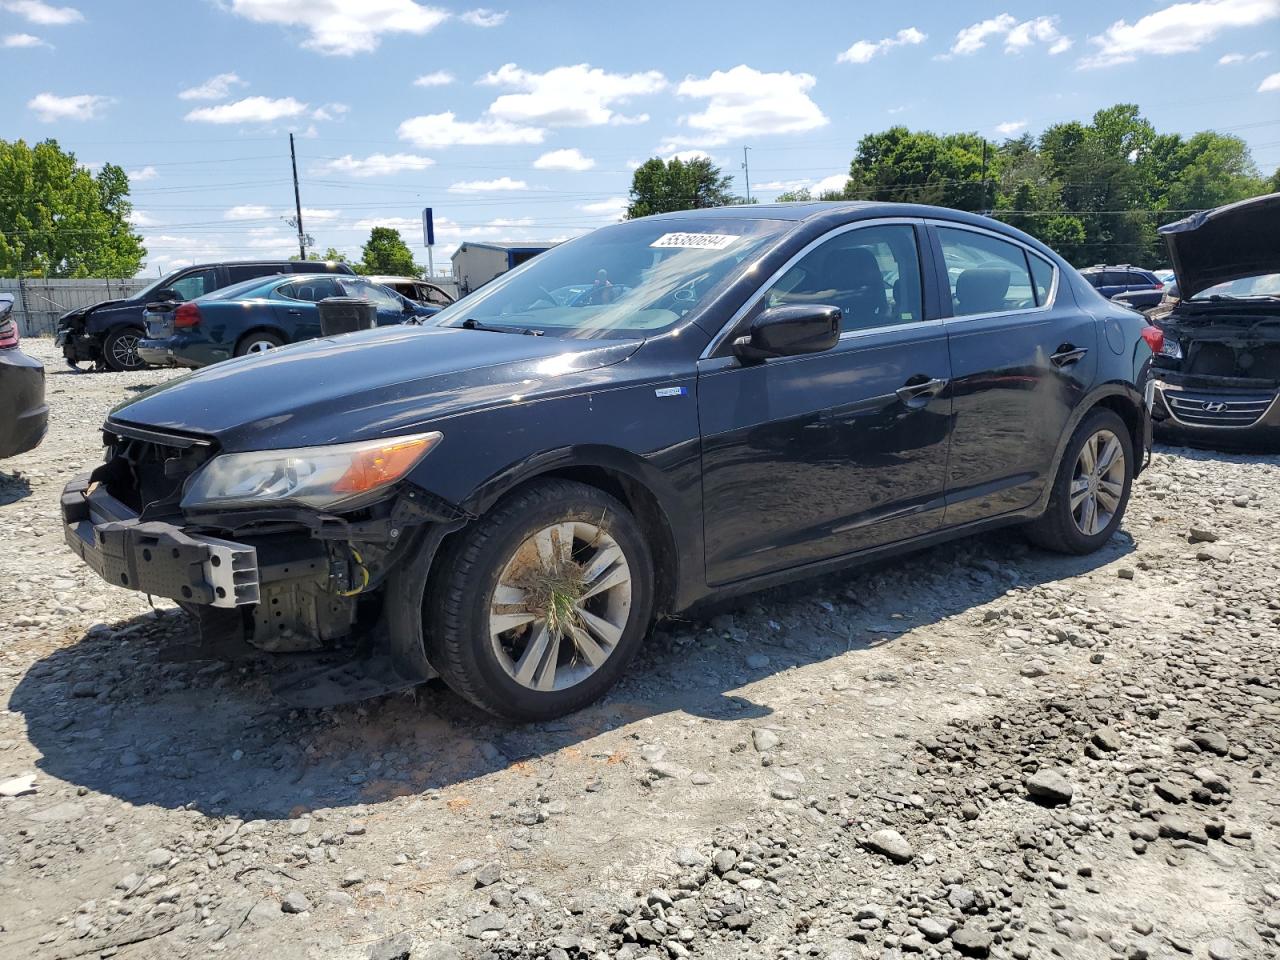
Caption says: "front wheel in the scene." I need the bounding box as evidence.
[102,327,146,372]
[1025,408,1134,554]
[427,479,654,722]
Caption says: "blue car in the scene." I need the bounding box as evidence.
[138,274,439,368]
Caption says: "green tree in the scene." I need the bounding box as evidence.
[839,127,989,210]
[291,246,349,263]
[0,138,145,276]
[1269,167,1280,193]
[774,188,814,203]
[358,227,420,276]
[626,156,735,218]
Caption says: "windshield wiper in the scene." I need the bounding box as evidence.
[460,317,544,336]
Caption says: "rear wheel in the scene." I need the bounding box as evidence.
[235,331,283,357]
[1025,408,1134,554]
[102,327,146,372]
[427,479,654,722]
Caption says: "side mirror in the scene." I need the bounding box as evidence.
[149,288,179,303]
[733,304,841,362]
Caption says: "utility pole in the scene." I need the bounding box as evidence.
[980,139,989,214]
[289,133,306,260]
[741,146,752,203]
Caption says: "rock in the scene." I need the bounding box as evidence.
[368,933,414,960]
[948,886,977,911]
[1091,728,1122,752]
[464,912,508,938]
[1020,660,1049,678]
[951,924,994,957]
[752,729,780,752]
[0,773,36,798]
[918,917,951,942]
[866,828,913,863]
[648,761,685,780]
[473,862,502,888]
[1187,527,1218,543]
[1206,939,1234,960]
[247,899,280,927]
[1196,544,1233,562]
[714,849,738,874]
[1025,769,1074,806]
[1192,731,1229,756]
[144,848,173,868]
[342,870,366,887]
[745,653,770,669]
[281,891,311,914]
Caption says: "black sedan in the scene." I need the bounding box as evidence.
[137,274,440,368]
[0,294,48,460]
[61,202,1154,721]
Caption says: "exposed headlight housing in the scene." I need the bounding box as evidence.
[1160,337,1182,360]
[180,432,442,511]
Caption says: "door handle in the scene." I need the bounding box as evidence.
[286,308,302,315]
[895,375,947,407]
[1051,344,1088,367]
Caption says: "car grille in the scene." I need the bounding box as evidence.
[97,420,215,515]
[1163,389,1275,428]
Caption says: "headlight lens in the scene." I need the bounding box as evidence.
[180,432,442,511]
[1160,337,1182,360]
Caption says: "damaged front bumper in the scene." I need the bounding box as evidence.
[1151,372,1280,448]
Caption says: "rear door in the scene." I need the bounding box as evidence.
[271,277,343,340]
[698,219,953,585]
[928,222,1097,525]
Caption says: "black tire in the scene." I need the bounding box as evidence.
[102,326,146,372]
[234,331,284,357]
[427,479,654,722]
[1025,408,1134,554]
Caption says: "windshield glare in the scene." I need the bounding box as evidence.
[433,218,790,338]
[1191,273,1280,300]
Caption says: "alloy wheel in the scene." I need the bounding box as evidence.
[1069,428,1126,536]
[244,339,277,354]
[111,333,142,369]
[488,520,632,692]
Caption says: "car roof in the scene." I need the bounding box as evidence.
[362,275,422,284]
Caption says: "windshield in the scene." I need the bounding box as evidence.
[433,217,791,339]
[200,275,280,301]
[1190,272,1280,301]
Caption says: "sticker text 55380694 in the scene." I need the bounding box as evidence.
[649,232,739,251]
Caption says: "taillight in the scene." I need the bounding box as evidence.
[0,318,17,349]
[1140,324,1164,355]
[174,303,201,328]
[1152,282,1164,289]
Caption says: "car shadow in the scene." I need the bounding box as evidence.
[9,526,1133,822]
[0,470,33,505]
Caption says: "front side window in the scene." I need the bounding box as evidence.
[169,268,218,301]
[938,228,1036,317]
[760,223,924,333]
[429,217,791,340]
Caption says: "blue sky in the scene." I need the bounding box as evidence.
[4,0,1279,277]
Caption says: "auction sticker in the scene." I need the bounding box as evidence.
[650,232,739,250]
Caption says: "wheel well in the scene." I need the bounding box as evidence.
[1092,394,1145,465]
[439,465,680,619]
[236,326,286,350]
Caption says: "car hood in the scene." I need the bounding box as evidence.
[109,325,641,450]
[60,298,130,321]
[1159,192,1280,300]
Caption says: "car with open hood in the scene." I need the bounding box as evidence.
[1148,192,1280,449]
[60,202,1154,721]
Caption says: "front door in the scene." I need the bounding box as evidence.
[930,223,1098,524]
[698,221,953,586]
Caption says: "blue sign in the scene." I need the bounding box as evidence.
[422,208,435,247]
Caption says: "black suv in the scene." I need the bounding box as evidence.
[55,259,356,371]
[1079,265,1166,310]
[61,202,1155,722]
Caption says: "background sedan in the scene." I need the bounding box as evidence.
[138,274,440,368]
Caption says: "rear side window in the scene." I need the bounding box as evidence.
[277,278,344,302]
[169,268,218,301]
[227,264,285,284]
[1029,253,1055,306]
[425,286,452,306]
[938,228,1036,316]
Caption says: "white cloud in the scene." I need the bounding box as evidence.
[1,0,82,25]
[579,197,628,217]
[398,110,545,147]
[352,216,421,233]
[128,210,159,228]
[1081,0,1280,69]
[480,62,666,127]
[128,165,159,182]
[485,216,533,227]
[995,119,1028,136]
[754,179,811,192]
[414,69,455,86]
[661,149,715,163]
[185,96,308,124]
[448,176,529,193]
[225,204,274,220]
[178,72,246,101]
[673,65,828,145]
[226,0,449,55]
[318,152,435,176]
[837,27,926,64]
[1218,50,1270,63]
[1261,71,1280,91]
[28,92,111,122]
[533,147,595,171]
[3,32,50,47]
[460,7,506,26]
[311,102,349,121]
[808,173,849,195]
[301,207,340,221]
[951,13,1071,56]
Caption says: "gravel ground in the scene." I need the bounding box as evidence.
[1,337,1278,960]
